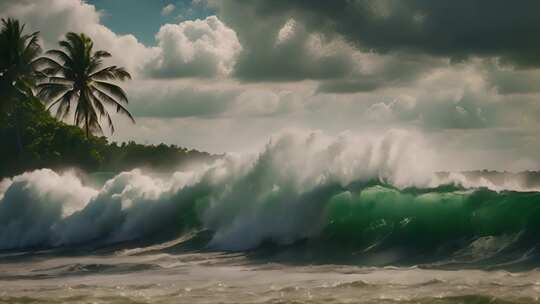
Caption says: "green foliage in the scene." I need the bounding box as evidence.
[35,32,134,138]
[0,98,216,178]
[0,19,215,178]
[102,141,216,173]
[0,18,42,113]
[1,97,98,176]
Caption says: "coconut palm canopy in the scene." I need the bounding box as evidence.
[36,32,134,138]
[0,18,42,111]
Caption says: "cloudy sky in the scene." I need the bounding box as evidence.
[2,0,540,171]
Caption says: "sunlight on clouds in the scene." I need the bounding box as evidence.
[147,16,241,78]
[161,4,176,16]
[3,0,540,170]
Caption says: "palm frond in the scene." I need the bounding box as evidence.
[37,31,134,136]
[44,76,72,85]
[91,85,135,123]
[88,90,117,134]
[48,89,76,122]
[0,18,42,105]
[93,81,129,103]
[87,57,103,74]
[36,82,70,100]
[93,50,111,59]
[55,93,73,120]
[32,57,65,72]
[46,49,72,65]
[90,66,131,81]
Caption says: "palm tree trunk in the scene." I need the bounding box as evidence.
[85,113,89,139]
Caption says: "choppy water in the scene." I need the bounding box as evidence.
[2,131,540,303]
[2,245,540,304]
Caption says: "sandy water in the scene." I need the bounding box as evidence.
[1,248,540,304]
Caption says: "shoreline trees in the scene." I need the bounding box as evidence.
[1,18,135,141]
[0,18,216,178]
[0,18,42,154]
[36,32,135,139]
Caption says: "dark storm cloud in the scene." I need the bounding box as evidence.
[317,52,443,93]
[217,0,540,71]
[211,0,356,82]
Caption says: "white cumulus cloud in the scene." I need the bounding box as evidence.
[146,16,242,78]
[0,0,155,76]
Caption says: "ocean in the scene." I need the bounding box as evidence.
[2,131,540,303]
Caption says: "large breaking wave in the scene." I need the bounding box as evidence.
[2,130,540,267]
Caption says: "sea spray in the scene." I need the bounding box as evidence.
[0,170,97,249]
[1,130,540,266]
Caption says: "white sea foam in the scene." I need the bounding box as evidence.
[0,129,536,251]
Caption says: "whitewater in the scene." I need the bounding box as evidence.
[2,130,540,303]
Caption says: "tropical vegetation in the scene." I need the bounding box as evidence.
[0,18,42,154]
[36,32,134,138]
[0,18,216,178]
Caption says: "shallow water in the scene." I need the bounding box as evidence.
[2,248,540,304]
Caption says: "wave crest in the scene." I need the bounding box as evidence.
[1,130,540,262]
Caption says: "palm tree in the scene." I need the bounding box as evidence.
[36,32,134,139]
[0,18,42,152]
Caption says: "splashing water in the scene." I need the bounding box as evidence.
[2,130,540,303]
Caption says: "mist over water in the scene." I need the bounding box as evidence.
[2,130,540,303]
[1,129,539,252]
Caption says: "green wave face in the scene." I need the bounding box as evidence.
[224,183,540,266]
[322,185,540,248]
[3,169,540,269]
